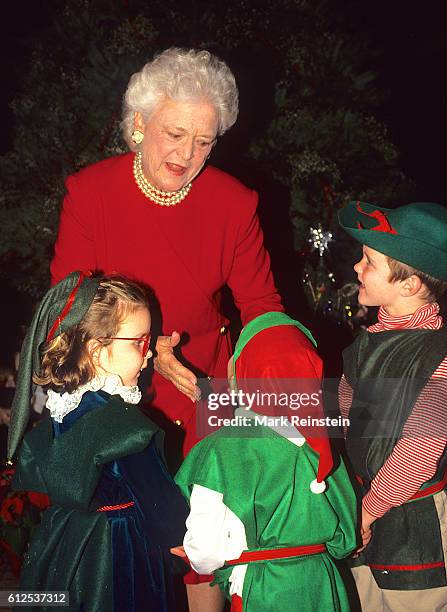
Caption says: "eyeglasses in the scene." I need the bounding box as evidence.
[98,333,151,356]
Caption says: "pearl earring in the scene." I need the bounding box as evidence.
[131,130,144,145]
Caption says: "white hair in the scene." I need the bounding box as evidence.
[121,47,239,150]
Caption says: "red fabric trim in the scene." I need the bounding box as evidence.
[96,501,135,512]
[46,271,91,342]
[226,543,326,565]
[183,568,213,584]
[231,594,243,612]
[369,561,445,571]
[410,469,447,500]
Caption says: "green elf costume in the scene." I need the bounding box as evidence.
[176,312,357,611]
[338,201,447,608]
[8,271,188,612]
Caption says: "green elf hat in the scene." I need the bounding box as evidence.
[8,271,100,461]
[233,311,317,363]
[338,201,447,281]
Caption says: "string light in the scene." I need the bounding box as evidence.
[308,225,333,256]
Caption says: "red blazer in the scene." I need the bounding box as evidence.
[51,153,283,453]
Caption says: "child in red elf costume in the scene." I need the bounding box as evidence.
[176,312,357,611]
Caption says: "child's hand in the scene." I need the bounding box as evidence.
[352,526,372,557]
[361,505,377,533]
[352,529,372,559]
[357,525,372,553]
[361,525,372,546]
[170,545,186,559]
[352,505,376,556]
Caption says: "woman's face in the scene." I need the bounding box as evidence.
[134,98,218,192]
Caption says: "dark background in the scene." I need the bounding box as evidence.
[1,0,446,366]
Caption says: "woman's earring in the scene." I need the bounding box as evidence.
[131,130,144,144]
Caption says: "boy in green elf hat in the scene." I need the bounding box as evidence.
[338,201,447,610]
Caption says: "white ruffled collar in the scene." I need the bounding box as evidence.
[46,375,142,423]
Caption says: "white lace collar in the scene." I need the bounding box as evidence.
[46,375,142,423]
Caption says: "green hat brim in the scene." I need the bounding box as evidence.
[233,312,317,369]
[339,201,447,281]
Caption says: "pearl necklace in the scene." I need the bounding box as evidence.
[133,151,192,206]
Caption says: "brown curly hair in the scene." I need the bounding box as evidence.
[33,276,150,393]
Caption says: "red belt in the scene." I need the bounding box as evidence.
[226,543,326,566]
[356,470,447,502]
[96,502,135,512]
[369,561,445,572]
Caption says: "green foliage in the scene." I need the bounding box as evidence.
[0,0,413,298]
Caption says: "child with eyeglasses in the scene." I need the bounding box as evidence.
[9,271,189,611]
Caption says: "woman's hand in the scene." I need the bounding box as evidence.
[170,545,187,559]
[154,332,200,402]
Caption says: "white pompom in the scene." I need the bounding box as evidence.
[310,479,326,494]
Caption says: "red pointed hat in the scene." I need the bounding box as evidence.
[234,312,334,493]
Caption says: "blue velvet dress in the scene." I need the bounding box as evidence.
[13,390,189,612]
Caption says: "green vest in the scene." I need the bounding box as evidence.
[176,424,357,611]
[344,328,447,590]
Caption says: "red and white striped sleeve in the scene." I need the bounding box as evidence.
[338,375,353,436]
[363,356,447,518]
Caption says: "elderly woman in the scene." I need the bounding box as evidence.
[50,48,283,609]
